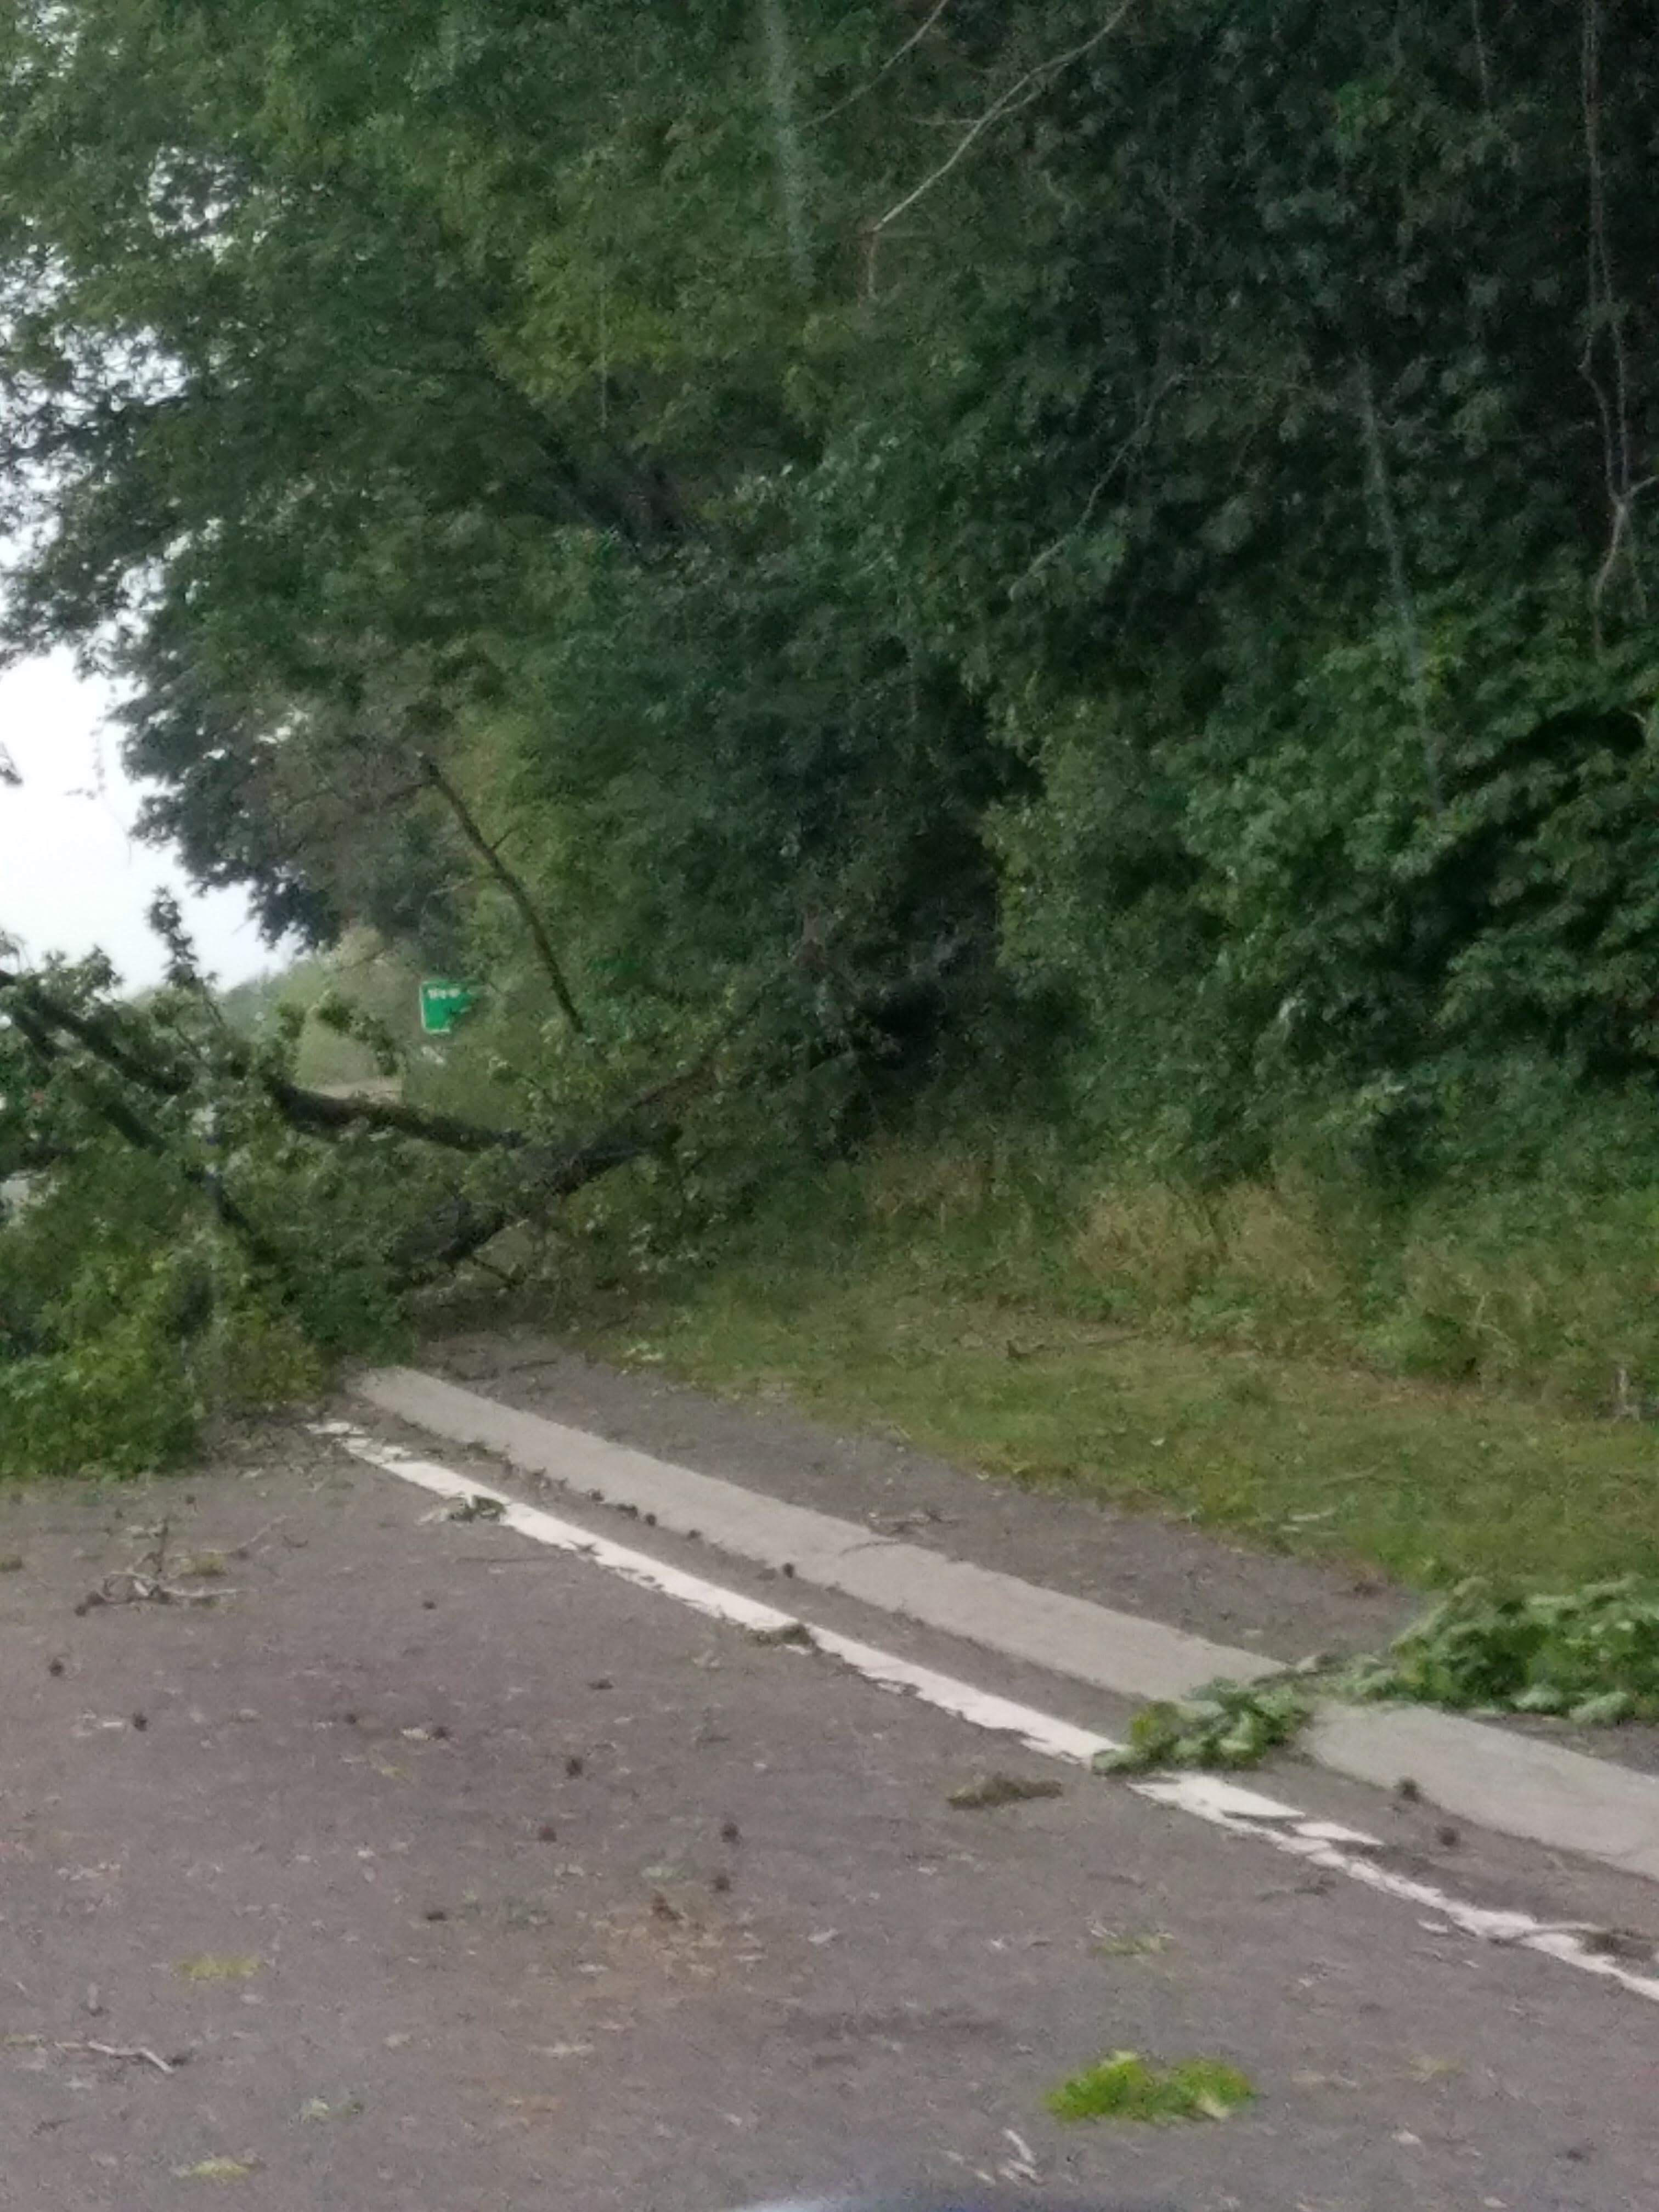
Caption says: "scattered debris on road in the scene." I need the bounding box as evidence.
[73,1519,238,1614]
[747,1619,814,1647]
[442,1493,506,1522]
[176,1955,262,1984]
[947,1773,1065,1810]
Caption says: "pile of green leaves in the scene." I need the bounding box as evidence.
[0,1104,344,1479]
[1045,2052,1255,2126]
[1094,1676,1315,1775]
[1341,1577,1659,1726]
[0,1243,328,1480]
[1098,1576,1659,1773]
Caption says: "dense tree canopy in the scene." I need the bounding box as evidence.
[4,0,1658,1207]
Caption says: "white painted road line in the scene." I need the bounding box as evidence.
[316,1418,1659,2010]
[354,1366,1659,1886]
[353,1367,1272,1701]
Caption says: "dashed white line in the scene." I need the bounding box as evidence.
[314,1419,1659,2009]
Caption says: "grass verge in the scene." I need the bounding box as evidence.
[558,1150,1659,1595]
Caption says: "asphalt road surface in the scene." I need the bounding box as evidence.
[3,1421,1656,2212]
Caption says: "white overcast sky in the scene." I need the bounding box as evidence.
[0,651,275,991]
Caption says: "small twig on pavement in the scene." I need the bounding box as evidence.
[75,1571,238,1615]
[55,2040,178,2075]
[230,1517,288,1557]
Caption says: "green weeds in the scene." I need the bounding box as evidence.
[566,1150,1659,1592]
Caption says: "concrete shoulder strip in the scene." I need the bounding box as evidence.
[353,1366,1269,1702]
[355,1367,1659,1882]
[1309,1703,1659,1884]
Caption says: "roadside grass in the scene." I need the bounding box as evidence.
[557,1147,1659,1595]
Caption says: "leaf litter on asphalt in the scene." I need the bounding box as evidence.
[298,2095,363,2122]
[176,1955,262,1983]
[1089,1923,1175,1957]
[947,1773,1065,1809]
[443,1494,506,1522]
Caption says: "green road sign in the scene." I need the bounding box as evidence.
[419,979,481,1036]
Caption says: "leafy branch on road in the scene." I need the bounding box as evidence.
[1096,1675,1316,1774]
[1046,2051,1255,2124]
[1097,1575,1659,1774]
[0,899,967,1471]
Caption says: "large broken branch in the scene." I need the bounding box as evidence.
[420,756,591,1046]
[0,968,191,1095]
[2,956,759,1294]
[2,964,530,1155]
[4,935,968,1305]
[3,996,291,1278]
[259,1075,528,1152]
[390,1121,660,1286]
[390,990,772,1283]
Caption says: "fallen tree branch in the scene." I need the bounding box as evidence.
[4,997,293,1278]
[4,962,533,1155]
[258,1074,528,1152]
[388,986,775,1284]
[5,933,972,1311]
[54,2040,178,2075]
[0,967,190,1096]
[421,755,591,1047]
[390,1121,657,1287]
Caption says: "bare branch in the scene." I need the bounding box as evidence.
[1355,358,1442,814]
[55,2042,176,2076]
[810,0,954,126]
[865,4,1136,296]
[421,756,591,1047]
[1470,0,1492,108]
[259,1075,528,1152]
[1578,0,1649,636]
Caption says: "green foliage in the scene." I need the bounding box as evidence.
[1045,2052,1255,2125]
[1343,1578,1659,1725]
[6,2,1659,1486]
[556,1129,1659,1596]
[0,1234,328,1479]
[1094,1679,1314,1776]
[6,0,1657,1155]
[1098,1576,1659,1776]
[0,952,419,1474]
